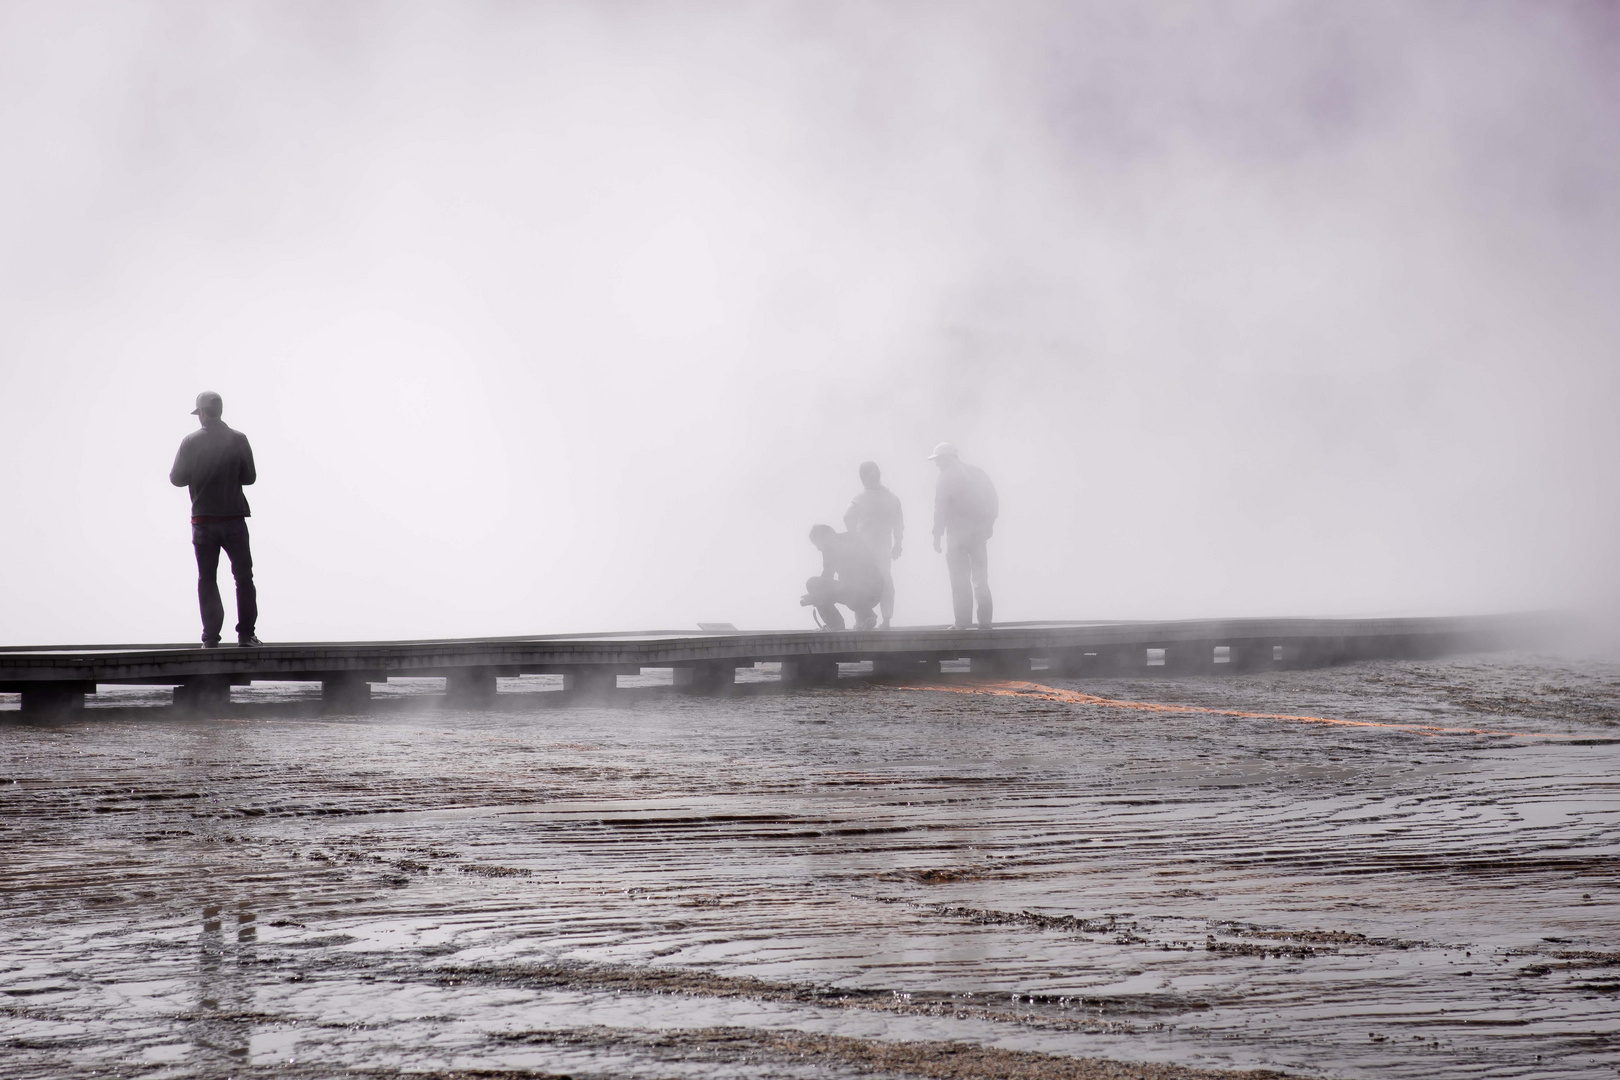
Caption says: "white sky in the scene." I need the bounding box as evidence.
[2,1,1617,643]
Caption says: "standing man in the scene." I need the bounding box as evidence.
[843,461,903,629]
[170,391,260,648]
[928,442,998,630]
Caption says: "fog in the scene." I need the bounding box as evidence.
[1,1,1616,644]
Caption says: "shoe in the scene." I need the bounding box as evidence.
[878,621,892,631]
[201,638,222,649]
[947,624,970,631]
[975,624,993,630]
[237,635,263,647]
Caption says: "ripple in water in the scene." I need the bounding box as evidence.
[1,652,1616,1078]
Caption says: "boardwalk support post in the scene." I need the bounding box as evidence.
[174,676,232,712]
[563,668,618,695]
[1166,642,1219,674]
[872,657,936,679]
[1105,647,1144,672]
[970,654,1030,676]
[673,662,735,694]
[1048,651,1098,677]
[1227,641,1275,672]
[780,657,838,686]
[447,668,499,705]
[322,673,374,708]
[17,681,94,717]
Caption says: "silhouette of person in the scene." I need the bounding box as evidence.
[843,461,903,629]
[801,524,883,631]
[169,391,260,647]
[929,442,998,630]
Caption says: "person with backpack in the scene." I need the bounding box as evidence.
[928,442,998,630]
[801,524,884,631]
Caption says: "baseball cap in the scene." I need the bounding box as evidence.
[191,391,223,416]
[926,441,958,460]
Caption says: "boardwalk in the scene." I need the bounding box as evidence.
[0,614,1546,715]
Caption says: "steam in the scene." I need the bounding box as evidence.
[0,2,1615,642]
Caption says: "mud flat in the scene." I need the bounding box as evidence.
[1,652,1617,1079]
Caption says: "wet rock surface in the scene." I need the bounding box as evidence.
[1,652,1616,1078]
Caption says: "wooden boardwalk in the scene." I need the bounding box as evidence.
[0,614,1552,715]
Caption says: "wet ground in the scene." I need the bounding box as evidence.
[1,652,1617,1080]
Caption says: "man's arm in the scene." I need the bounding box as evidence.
[239,436,256,487]
[890,492,904,557]
[169,440,191,487]
[842,495,860,533]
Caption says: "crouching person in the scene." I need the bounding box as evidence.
[801,524,884,631]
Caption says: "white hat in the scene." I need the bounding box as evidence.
[926,441,959,460]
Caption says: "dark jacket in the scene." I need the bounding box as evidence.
[170,421,256,517]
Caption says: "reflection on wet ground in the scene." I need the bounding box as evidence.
[1,652,1617,1079]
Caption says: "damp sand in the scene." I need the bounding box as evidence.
[1,652,1617,1079]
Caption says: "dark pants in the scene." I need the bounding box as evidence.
[945,530,992,629]
[193,519,256,643]
[805,576,880,632]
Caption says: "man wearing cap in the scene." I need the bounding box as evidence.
[169,392,260,648]
[928,442,998,630]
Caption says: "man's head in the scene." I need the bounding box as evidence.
[926,441,959,470]
[858,461,881,489]
[192,391,224,424]
[808,523,836,550]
